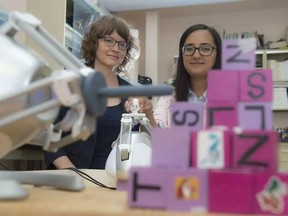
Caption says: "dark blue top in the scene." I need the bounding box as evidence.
[44,76,132,169]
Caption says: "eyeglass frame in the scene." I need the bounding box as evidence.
[99,35,130,51]
[182,44,216,56]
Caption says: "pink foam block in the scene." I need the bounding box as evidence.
[232,130,278,172]
[206,101,238,129]
[151,127,191,168]
[191,129,232,169]
[254,173,288,215]
[222,38,256,70]
[170,102,204,130]
[116,180,128,191]
[207,70,239,102]
[165,168,208,212]
[240,69,273,102]
[209,169,255,214]
[238,102,273,130]
[127,167,167,208]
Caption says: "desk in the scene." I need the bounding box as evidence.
[25,169,117,188]
[0,170,259,216]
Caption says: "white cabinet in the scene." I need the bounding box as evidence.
[256,50,288,112]
[256,49,288,81]
[278,142,288,171]
[65,0,104,58]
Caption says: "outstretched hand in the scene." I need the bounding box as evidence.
[124,97,153,115]
[125,97,158,128]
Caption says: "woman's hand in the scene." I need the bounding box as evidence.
[125,97,153,115]
[125,97,158,128]
[53,156,76,169]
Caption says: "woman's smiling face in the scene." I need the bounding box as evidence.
[95,30,127,70]
[182,29,217,79]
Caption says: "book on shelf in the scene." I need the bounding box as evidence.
[268,59,288,81]
[269,40,287,49]
[280,60,288,81]
[273,87,288,110]
[268,26,288,49]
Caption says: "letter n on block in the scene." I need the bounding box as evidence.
[127,167,167,208]
[206,101,238,129]
[207,70,239,102]
[238,102,273,130]
[151,127,190,168]
[232,130,278,172]
[170,102,203,130]
[209,170,255,214]
[254,173,288,215]
[240,69,273,102]
[222,38,256,70]
[191,129,232,169]
[165,168,208,212]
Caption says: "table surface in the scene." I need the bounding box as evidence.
[0,169,264,216]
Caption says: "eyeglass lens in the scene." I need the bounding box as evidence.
[103,36,129,51]
[183,45,215,56]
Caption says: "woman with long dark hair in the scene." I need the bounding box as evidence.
[130,24,222,128]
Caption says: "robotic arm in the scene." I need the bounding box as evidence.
[105,98,153,180]
[0,11,173,159]
[0,11,103,158]
[118,98,152,161]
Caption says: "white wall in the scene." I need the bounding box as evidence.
[119,0,288,84]
[2,0,288,84]
[0,0,27,12]
[0,0,28,43]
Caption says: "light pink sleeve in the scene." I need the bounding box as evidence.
[153,93,175,128]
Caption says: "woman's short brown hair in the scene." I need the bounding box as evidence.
[81,15,138,72]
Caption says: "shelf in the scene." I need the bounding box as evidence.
[274,81,288,88]
[0,9,8,26]
[65,0,102,58]
[280,142,288,146]
[66,0,100,35]
[256,49,288,55]
[65,23,83,57]
[273,108,288,111]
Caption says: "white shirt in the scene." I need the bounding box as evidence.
[188,89,207,105]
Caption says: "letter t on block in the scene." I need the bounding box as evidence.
[127,167,167,208]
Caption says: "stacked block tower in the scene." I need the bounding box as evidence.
[125,38,287,215]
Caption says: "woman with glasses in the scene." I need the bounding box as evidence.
[128,24,222,128]
[44,15,139,169]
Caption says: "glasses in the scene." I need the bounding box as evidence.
[182,44,216,56]
[100,35,130,51]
